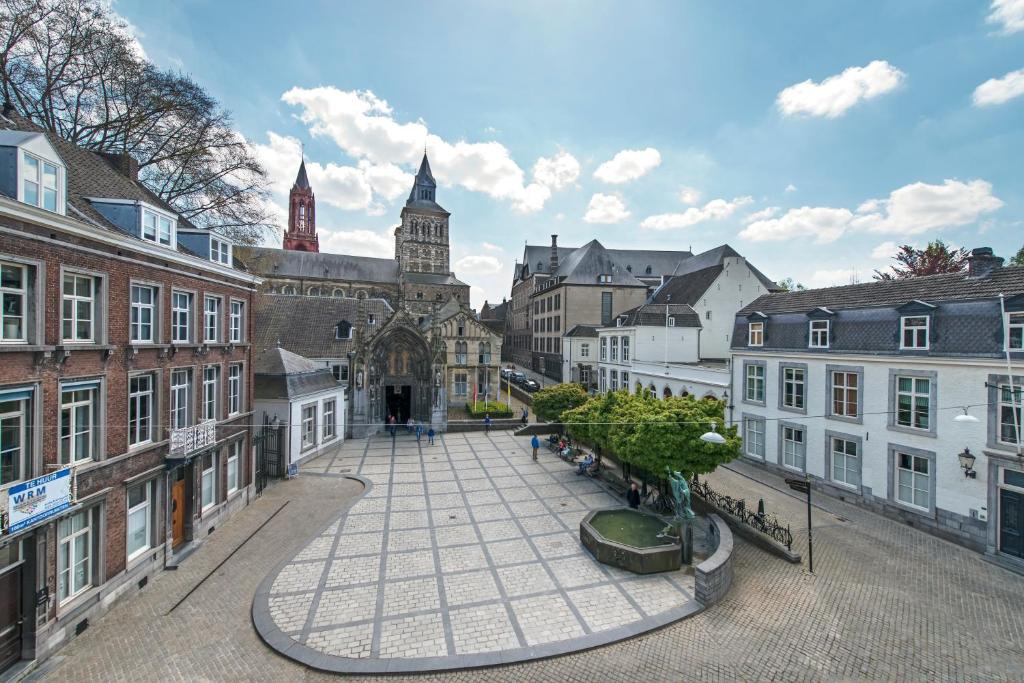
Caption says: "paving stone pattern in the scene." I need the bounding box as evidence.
[32,432,1024,682]
[256,431,697,671]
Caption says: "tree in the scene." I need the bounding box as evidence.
[0,0,273,243]
[777,277,806,292]
[1010,245,1024,267]
[563,390,621,466]
[873,240,970,280]
[531,383,589,425]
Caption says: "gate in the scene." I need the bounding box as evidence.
[254,415,285,495]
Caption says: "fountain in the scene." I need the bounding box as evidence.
[580,508,683,574]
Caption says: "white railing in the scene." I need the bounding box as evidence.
[169,420,217,459]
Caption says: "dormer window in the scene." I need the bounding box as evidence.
[748,322,764,346]
[668,316,676,327]
[900,316,929,350]
[335,320,352,340]
[809,320,829,348]
[141,207,175,247]
[598,274,612,284]
[22,151,61,213]
[210,237,231,265]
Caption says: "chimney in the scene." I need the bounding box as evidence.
[550,234,559,273]
[99,151,140,182]
[1,101,14,118]
[966,247,1003,279]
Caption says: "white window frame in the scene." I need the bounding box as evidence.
[128,374,154,447]
[622,336,630,361]
[580,343,589,358]
[126,480,154,561]
[20,150,62,213]
[301,403,317,450]
[210,237,231,265]
[130,284,156,344]
[227,441,240,494]
[744,417,765,459]
[57,510,92,604]
[229,300,244,343]
[900,315,929,350]
[0,390,30,486]
[140,207,176,248]
[201,453,216,512]
[746,364,765,402]
[782,426,805,471]
[830,437,860,489]
[999,384,1022,446]
[0,261,28,343]
[323,399,336,440]
[600,337,607,361]
[599,368,607,393]
[454,373,468,397]
[60,384,97,464]
[228,364,241,416]
[170,369,191,429]
[831,371,859,418]
[783,367,805,409]
[204,296,222,343]
[202,365,220,422]
[171,291,192,344]
[809,320,829,348]
[895,451,930,511]
[610,369,618,392]
[748,322,764,347]
[1007,312,1024,351]
[895,375,930,430]
[62,273,95,343]
[610,337,618,362]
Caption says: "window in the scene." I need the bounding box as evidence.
[229,300,244,343]
[128,374,154,447]
[21,151,60,212]
[999,385,1022,446]
[58,510,92,603]
[622,371,629,388]
[782,367,805,410]
[610,370,618,392]
[831,371,859,418]
[782,426,805,470]
[60,383,97,464]
[900,316,929,350]
[895,376,930,430]
[1008,313,1023,350]
[227,441,240,494]
[705,310,712,321]
[478,341,491,364]
[228,364,242,415]
[455,341,467,365]
[323,399,336,440]
[210,238,231,265]
[580,343,589,358]
[203,365,220,421]
[610,337,618,361]
[748,322,764,346]
[457,323,464,336]
[831,437,860,488]
[668,316,676,327]
[598,274,612,284]
[201,453,216,511]
[170,369,191,429]
[600,337,607,361]
[332,363,350,383]
[896,452,930,510]
[127,481,154,560]
[301,404,317,449]
[809,320,829,348]
[601,292,613,326]
[204,296,222,343]
[599,368,607,393]
[744,417,765,459]
[130,285,156,343]
[62,273,95,342]
[0,389,31,486]
[554,294,560,309]
[454,373,468,397]
[172,291,192,343]
[622,337,630,361]
[1,261,27,343]
[745,364,765,402]
[335,320,352,340]
[141,209,174,247]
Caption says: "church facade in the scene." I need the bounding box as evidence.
[239,153,500,436]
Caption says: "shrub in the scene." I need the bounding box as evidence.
[464,401,513,419]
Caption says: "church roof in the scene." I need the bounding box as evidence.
[240,247,399,284]
[404,152,448,214]
[253,293,394,359]
[517,243,692,282]
[403,271,468,287]
[293,160,311,190]
[549,239,647,287]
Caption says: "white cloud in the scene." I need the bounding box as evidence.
[851,179,1004,234]
[481,242,503,253]
[745,206,780,223]
[455,254,503,274]
[280,86,559,213]
[740,206,853,243]
[870,241,900,259]
[776,60,905,118]
[678,186,701,205]
[593,147,661,184]
[807,268,863,287]
[785,184,797,193]
[987,0,1024,34]
[583,193,630,224]
[532,151,581,190]
[640,197,753,231]
[319,227,396,258]
[972,68,1024,106]
[358,161,411,201]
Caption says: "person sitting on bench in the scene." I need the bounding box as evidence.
[576,454,594,475]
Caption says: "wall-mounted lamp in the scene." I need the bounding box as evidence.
[957,447,977,478]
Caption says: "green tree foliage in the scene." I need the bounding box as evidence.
[777,277,806,292]
[563,390,621,462]
[1010,245,1024,266]
[873,240,969,280]
[531,383,590,424]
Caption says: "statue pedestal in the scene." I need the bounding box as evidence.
[672,519,694,565]
[431,388,448,433]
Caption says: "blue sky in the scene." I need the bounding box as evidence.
[118,1,1023,306]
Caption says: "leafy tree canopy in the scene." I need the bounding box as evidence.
[873,240,969,280]
[1010,245,1024,267]
[531,383,589,423]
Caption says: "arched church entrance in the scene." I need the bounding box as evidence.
[368,326,434,427]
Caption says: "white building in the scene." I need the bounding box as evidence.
[562,324,598,390]
[729,248,1024,572]
[254,346,346,468]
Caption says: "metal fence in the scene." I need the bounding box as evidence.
[689,476,794,550]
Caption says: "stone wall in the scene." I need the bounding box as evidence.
[694,514,734,606]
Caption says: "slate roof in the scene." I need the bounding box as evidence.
[404,152,448,214]
[649,265,723,305]
[294,160,311,190]
[550,239,647,287]
[253,346,339,400]
[519,244,691,279]
[253,294,393,358]
[738,265,1024,315]
[403,271,468,287]
[565,324,599,338]
[612,303,702,328]
[670,244,779,289]
[240,247,399,284]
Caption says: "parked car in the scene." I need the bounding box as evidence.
[500,368,513,379]
[510,371,527,384]
[523,379,541,392]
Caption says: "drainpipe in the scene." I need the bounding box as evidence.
[1000,293,1022,457]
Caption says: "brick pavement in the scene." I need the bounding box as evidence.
[30,431,1024,682]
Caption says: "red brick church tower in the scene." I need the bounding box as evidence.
[283,159,319,252]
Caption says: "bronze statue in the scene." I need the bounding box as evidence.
[665,467,695,520]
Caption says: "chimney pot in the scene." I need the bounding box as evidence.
[549,234,559,272]
[966,246,1003,279]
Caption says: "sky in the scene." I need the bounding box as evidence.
[116,0,1024,308]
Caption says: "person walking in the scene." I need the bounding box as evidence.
[406,417,414,434]
[388,414,397,438]
[427,427,435,445]
[521,406,529,424]
[484,413,492,434]
[531,434,540,461]
[626,482,641,509]
[415,424,423,443]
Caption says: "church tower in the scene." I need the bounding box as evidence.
[395,152,450,274]
[283,160,319,252]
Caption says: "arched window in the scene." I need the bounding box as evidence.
[478,341,491,364]
[455,341,467,365]
[332,288,345,297]
[648,383,657,396]
[307,286,321,296]
[281,285,296,295]
[663,386,672,399]
[298,203,306,228]
[416,292,423,300]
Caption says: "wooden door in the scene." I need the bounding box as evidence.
[0,567,22,673]
[172,479,186,549]
[1000,488,1023,560]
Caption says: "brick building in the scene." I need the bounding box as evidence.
[0,113,260,675]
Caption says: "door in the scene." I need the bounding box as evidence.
[0,567,22,673]
[1000,488,1024,559]
[171,479,186,549]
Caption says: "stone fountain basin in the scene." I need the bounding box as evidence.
[580,507,682,574]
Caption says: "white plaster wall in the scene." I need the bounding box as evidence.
[691,257,770,360]
[256,387,346,467]
[560,335,597,382]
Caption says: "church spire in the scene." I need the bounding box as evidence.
[283,158,318,252]
[406,151,438,206]
[293,158,310,190]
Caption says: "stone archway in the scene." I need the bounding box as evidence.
[366,325,434,427]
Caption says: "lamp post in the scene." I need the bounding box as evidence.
[958,448,977,478]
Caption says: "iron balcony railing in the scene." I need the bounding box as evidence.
[169,420,217,459]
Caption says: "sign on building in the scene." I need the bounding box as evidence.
[6,468,73,534]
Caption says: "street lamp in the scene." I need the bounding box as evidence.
[953,406,980,423]
[700,422,726,445]
[957,448,977,478]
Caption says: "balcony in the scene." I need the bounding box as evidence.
[169,420,217,459]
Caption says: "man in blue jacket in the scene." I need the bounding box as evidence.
[531,434,540,461]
